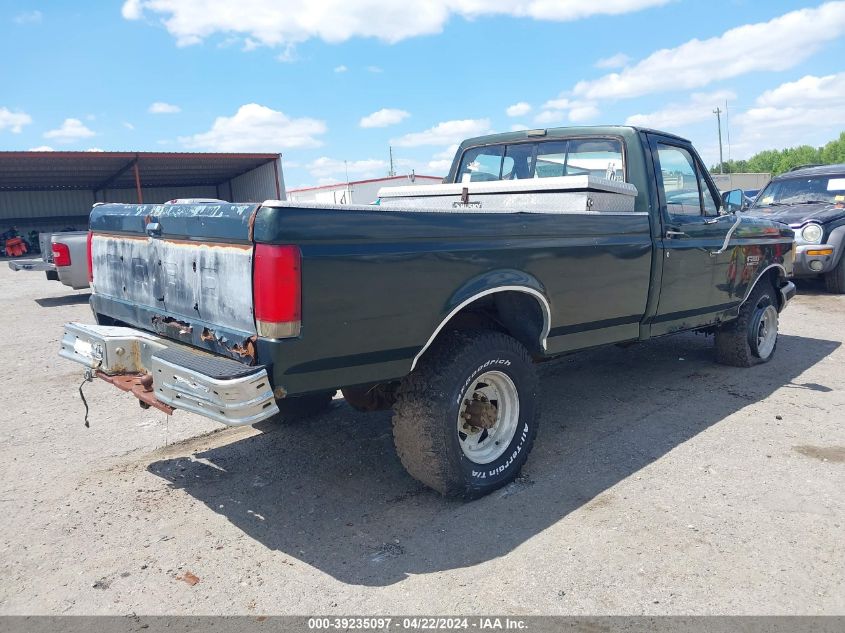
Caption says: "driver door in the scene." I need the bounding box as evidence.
[648,135,738,335]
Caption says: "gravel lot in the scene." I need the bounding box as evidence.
[0,264,843,615]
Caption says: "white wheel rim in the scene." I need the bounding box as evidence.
[755,304,778,359]
[456,370,520,464]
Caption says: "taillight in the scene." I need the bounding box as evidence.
[253,244,301,338]
[52,242,71,267]
[86,231,94,283]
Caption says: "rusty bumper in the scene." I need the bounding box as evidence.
[59,322,279,426]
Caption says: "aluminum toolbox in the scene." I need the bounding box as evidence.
[376,175,639,214]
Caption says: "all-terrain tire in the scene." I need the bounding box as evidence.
[715,280,779,367]
[270,391,335,424]
[824,254,845,293]
[392,330,539,499]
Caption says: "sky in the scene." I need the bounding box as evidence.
[1,0,844,190]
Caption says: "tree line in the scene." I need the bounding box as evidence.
[711,131,845,176]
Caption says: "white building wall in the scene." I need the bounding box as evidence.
[711,173,772,192]
[229,158,284,201]
[289,175,441,205]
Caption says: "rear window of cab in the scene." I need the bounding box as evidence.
[456,138,625,183]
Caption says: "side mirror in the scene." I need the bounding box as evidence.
[721,189,744,214]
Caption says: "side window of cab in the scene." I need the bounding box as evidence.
[655,143,721,219]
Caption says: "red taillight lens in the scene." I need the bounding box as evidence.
[52,242,71,267]
[253,244,301,338]
[86,231,94,283]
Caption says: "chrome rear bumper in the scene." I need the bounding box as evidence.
[8,258,54,272]
[59,322,279,426]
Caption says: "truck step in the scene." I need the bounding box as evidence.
[152,346,264,380]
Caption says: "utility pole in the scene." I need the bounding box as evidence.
[388,146,396,177]
[714,107,724,174]
[344,160,351,205]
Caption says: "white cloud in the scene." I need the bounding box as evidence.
[179,103,326,151]
[505,102,531,117]
[427,159,453,173]
[756,73,845,108]
[575,2,845,100]
[121,0,143,19]
[149,101,181,114]
[124,122,135,130]
[306,157,388,179]
[360,108,410,128]
[542,98,571,110]
[0,107,32,133]
[732,73,845,157]
[43,118,96,143]
[28,145,55,151]
[14,10,42,24]
[276,43,297,62]
[334,65,348,73]
[427,144,459,173]
[392,118,491,147]
[432,144,458,161]
[534,98,599,124]
[121,0,669,47]
[568,103,600,122]
[510,124,530,132]
[366,65,383,73]
[625,90,736,129]
[595,53,630,69]
[534,110,567,125]
[85,148,106,152]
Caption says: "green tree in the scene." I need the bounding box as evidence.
[710,131,844,176]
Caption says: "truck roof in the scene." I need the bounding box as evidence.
[773,163,845,179]
[456,125,690,150]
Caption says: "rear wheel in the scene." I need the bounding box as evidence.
[824,254,845,293]
[269,391,335,424]
[392,330,539,498]
[715,281,779,367]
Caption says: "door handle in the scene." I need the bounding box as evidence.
[665,230,686,238]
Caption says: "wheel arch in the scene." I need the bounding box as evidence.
[741,263,788,311]
[411,271,551,371]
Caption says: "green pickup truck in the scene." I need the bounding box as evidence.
[60,126,796,498]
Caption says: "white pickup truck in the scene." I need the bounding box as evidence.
[9,230,90,290]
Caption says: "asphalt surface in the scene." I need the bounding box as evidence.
[0,264,843,615]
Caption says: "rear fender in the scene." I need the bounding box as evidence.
[411,269,551,371]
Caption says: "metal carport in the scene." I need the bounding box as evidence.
[0,151,285,237]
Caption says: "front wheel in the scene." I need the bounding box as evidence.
[392,330,539,498]
[715,281,779,367]
[824,254,845,293]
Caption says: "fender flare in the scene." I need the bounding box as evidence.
[411,274,551,371]
[739,263,788,311]
[826,224,845,266]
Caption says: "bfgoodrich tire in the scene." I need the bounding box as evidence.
[715,280,779,367]
[392,330,539,499]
